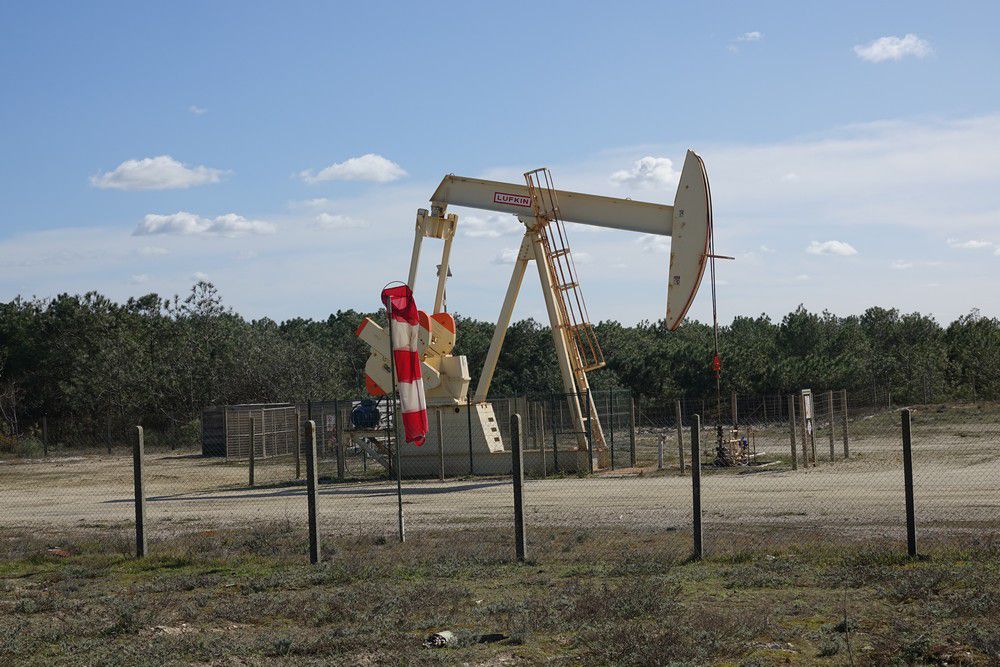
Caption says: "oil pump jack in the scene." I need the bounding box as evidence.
[355,150,713,474]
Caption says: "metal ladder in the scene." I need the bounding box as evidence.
[524,168,606,378]
[524,168,607,451]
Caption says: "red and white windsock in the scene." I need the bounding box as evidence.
[381,284,428,446]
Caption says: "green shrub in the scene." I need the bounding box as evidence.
[14,436,44,459]
[179,419,201,448]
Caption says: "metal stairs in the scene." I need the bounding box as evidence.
[356,436,392,469]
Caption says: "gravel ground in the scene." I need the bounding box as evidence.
[2,426,998,550]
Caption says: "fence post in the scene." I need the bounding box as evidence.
[798,395,809,468]
[294,409,302,479]
[628,396,637,468]
[305,419,321,564]
[731,391,738,429]
[657,434,664,470]
[339,402,349,475]
[608,389,615,470]
[335,403,345,480]
[510,413,527,562]
[223,408,230,457]
[809,404,817,468]
[788,394,797,471]
[841,389,850,458]
[436,409,445,481]
[331,399,339,462]
[550,395,559,472]
[539,402,548,477]
[690,414,703,559]
[675,399,685,473]
[901,409,917,557]
[132,425,146,558]
[42,415,48,458]
[827,390,835,461]
[466,390,474,476]
[261,408,268,459]
[248,418,256,488]
[585,388,594,473]
[394,402,405,543]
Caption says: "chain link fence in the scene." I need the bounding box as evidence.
[1,390,997,565]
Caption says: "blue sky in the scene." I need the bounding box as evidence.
[2,1,999,325]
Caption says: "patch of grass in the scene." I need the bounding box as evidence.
[2,527,1000,665]
[877,565,955,603]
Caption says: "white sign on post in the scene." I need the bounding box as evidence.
[801,390,814,420]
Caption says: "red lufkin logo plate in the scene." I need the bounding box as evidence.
[493,192,532,207]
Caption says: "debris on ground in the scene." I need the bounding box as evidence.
[424,630,509,648]
[425,630,457,648]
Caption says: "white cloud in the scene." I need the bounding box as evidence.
[573,251,593,264]
[728,31,762,53]
[192,271,210,282]
[299,153,406,184]
[491,248,520,264]
[806,240,858,256]
[133,212,275,237]
[781,172,799,182]
[995,247,1000,257]
[128,274,149,285]
[312,213,368,230]
[696,116,1000,240]
[204,214,275,236]
[188,105,207,115]
[854,34,932,63]
[461,212,522,238]
[9,114,1000,327]
[610,157,679,189]
[891,259,944,270]
[947,238,992,250]
[289,198,336,211]
[637,234,671,254]
[138,245,169,257]
[759,245,776,254]
[91,155,225,190]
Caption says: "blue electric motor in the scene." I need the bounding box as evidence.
[351,399,381,429]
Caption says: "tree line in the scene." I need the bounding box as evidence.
[1,282,997,444]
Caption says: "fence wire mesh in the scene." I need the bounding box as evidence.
[1,390,997,566]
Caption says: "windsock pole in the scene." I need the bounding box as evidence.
[383,286,406,543]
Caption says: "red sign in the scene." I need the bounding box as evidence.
[494,192,532,208]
